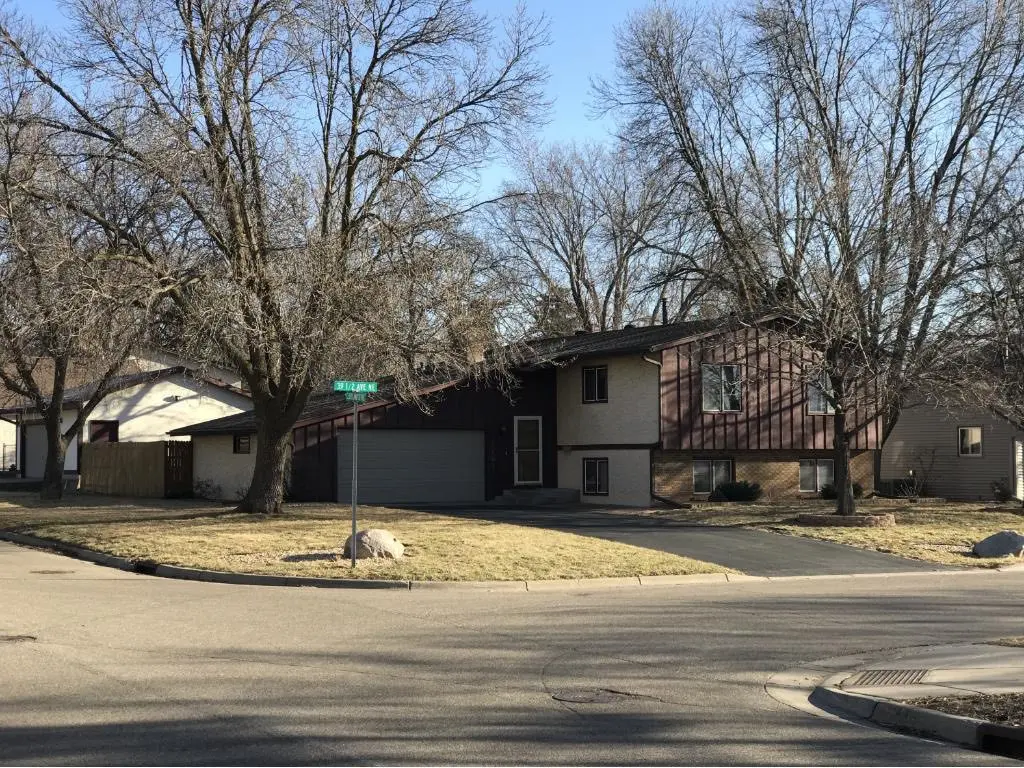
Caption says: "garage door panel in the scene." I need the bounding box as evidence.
[336,430,484,504]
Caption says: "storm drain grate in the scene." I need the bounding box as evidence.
[0,635,36,643]
[30,570,74,575]
[846,668,927,687]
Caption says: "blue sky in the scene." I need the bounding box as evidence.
[13,0,649,194]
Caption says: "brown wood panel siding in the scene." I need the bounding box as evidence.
[658,326,882,452]
[662,347,679,450]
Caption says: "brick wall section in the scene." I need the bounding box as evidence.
[652,449,876,503]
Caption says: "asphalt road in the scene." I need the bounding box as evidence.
[431,507,950,576]
[0,541,1018,766]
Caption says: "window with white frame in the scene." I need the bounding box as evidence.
[582,457,609,495]
[693,459,733,494]
[807,375,836,414]
[799,459,834,492]
[702,364,742,412]
[958,427,983,456]
[582,366,608,403]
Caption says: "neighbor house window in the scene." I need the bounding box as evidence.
[88,420,119,443]
[702,364,742,412]
[233,434,252,455]
[693,459,733,494]
[582,366,608,403]
[958,427,982,456]
[583,457,609,495]
[800,459,834,492]
[807,376,836,415]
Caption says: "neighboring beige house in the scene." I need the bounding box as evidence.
[3,365,251,479]
[881,400,1024,501]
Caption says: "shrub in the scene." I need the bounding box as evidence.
[820,482,863,500]
[715,480,763,502]
[708,488,728,502]
[992,479,1014,503]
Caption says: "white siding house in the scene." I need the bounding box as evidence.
[555,354,661,506]
[11,368,251,479]
[881,402,1024,501]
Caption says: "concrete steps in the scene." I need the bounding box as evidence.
[490,487,580,507]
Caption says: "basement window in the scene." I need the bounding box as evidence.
[233,434,252,455]
[693,459,733,494]
[582,457,609,495]
[799,459,834,492]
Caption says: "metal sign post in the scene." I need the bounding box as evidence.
[333,380,377,568]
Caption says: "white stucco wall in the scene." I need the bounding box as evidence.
[193,435,256,501]
[556,354,660,446]
[557,448,652,507]
[86,373,251,443]
[19,373,250,476]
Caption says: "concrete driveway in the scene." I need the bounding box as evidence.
[428,507,951,576]
[0,540,1015,766]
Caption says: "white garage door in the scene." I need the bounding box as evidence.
[22,424,47,479]
[336,429,485,504]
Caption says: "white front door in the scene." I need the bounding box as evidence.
[1014,439,1023,501]
[514,416,542,485]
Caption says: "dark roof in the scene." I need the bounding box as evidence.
[171,315,770,437]
[519,315,757,364]
[0,366,249,415]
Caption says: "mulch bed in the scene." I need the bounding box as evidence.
[795,512,896,528]
[904,693,1024,728]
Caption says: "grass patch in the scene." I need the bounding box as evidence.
[903,693,1024,728]
[0,495,731,581]
[636,500,1024,568]
[992,637,1024,648]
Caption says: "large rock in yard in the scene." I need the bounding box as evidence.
[342,529,405,560]
[973,530,1024,558]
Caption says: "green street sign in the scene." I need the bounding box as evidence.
[333,380,378,394]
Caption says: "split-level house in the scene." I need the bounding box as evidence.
[172,316,882,505]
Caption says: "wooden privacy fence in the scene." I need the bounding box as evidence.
[81,441,193,498]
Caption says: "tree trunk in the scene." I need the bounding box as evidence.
[833,409,857,516]
[236,405,296,515]
[40,412,68,501]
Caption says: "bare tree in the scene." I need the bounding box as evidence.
[489,141,707,334]
[0,0,547,513]
[600,0,1024,514]
[0,88,158,499]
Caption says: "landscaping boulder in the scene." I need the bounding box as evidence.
[342,529,405,560]
[972,530,1024,558]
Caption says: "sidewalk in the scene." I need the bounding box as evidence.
[805,643,1024,758]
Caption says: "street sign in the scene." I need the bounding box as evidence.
[333,380,378,394]
[331,379,377,568]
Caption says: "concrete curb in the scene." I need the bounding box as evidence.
[810,683,1024,757]
[3,529,1023,592]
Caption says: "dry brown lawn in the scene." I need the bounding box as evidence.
[637,499,1024,567]
[0,494,731,581]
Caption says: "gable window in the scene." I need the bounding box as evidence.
[582,366,608,403]
[958,427,982,457]
[693,459,733,494]
[233,434,252,455]
[88,420,119,443]
[582,457,609,495]
[807,375,836,415]
[799,459,834,492]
